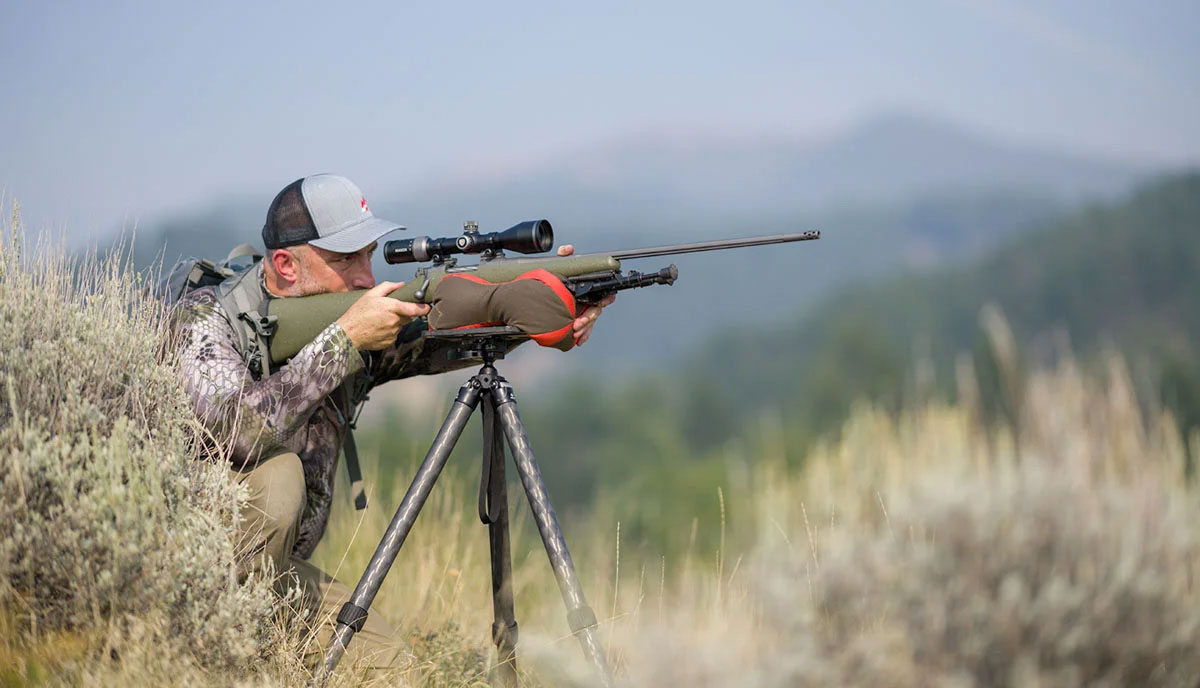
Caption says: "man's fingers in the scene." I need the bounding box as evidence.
[375,297,429,316]
[394,301,431,318]
[571,293,612,346]
[557,244,575,257]
[573,305,602,331]
[575,325,593,346]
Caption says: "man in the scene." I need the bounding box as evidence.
[171,174,612,669]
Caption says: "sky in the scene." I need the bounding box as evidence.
[1,0,1197,240]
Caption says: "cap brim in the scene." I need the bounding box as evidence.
[308,216,405,253]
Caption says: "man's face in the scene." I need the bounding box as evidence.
[288,242,378,295]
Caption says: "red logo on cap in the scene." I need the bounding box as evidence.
[361,197,369,213]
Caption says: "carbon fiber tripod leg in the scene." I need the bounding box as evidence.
[490,382,615,688]
[316,379,483,684]
[481,399,519,687]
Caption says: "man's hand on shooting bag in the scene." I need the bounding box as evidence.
[337,281,431,351]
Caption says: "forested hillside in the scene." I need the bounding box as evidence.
[697,171,1200,437]
[498,171,1200,528]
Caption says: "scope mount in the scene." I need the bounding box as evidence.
[460,221,505,263]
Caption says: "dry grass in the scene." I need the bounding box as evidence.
[312,320,1200,687]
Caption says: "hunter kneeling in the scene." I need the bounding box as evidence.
[169,174,611,670]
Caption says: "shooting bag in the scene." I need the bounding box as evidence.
[427,268,578,351]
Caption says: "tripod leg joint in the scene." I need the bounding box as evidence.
[490,381,517,406]
[336,602,369,633]
[491,620,519,647]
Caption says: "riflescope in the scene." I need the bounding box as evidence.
[384,219,554,264]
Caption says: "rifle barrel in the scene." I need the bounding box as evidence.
[605,231,820,260]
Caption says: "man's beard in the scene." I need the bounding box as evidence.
[281,250,329,297]
[290,268,326,297]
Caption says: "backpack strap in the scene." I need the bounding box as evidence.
[215,261,275,380]
[216,254,372,510]
[325,377,371,511]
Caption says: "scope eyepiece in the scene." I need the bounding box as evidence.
[383,219,554,264]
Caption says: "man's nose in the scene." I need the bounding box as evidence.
[350,265,375,290]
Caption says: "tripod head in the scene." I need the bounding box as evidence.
[423,326,530,364]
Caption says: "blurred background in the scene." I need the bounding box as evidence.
[6,3,1200,684]
[3,0,1198,548]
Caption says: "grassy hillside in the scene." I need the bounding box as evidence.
[323,342,1200,687]
[5,194,1199,685]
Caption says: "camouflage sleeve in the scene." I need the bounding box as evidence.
[172,288,364,468]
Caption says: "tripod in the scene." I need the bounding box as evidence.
[318,328,613,688]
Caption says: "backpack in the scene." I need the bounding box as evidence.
[159,244,368,510]
[158,243,276,380]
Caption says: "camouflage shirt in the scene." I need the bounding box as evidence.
[171,266,464,558]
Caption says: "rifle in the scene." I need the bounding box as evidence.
[267,220,820,363]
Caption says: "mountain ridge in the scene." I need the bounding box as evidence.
[116,112,1152,365]
[123,111,1146,262]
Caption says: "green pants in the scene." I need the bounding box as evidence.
[231,452,407,672]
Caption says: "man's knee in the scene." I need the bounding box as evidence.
[237,452,306,539]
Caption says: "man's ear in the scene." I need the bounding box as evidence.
[271,248,301,285]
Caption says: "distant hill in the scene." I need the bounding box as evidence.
[403,112,1141,232]
[120,112,1148,366]
[124,111,1145,266]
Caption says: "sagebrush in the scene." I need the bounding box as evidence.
[0,208,280,681]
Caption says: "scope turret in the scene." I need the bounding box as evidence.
[384,219,554,264]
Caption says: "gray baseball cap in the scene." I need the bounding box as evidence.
[261,174,405,252]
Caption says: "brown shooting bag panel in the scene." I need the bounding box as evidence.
[427,268,577,351]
